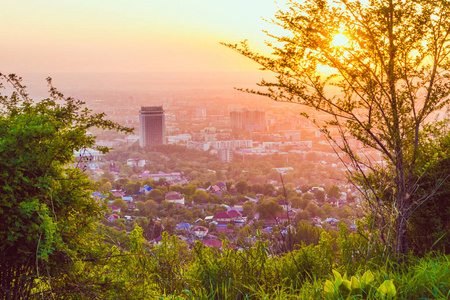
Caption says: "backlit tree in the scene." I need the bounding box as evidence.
[224,0,450,255]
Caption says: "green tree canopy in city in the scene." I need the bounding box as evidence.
[257,200,283,220]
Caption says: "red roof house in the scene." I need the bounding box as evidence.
[213,211,232,223]
[201,240,223,249]
[227,209,243,219]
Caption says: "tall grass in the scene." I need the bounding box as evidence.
[55,225,449,299]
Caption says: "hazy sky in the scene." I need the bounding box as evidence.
[1,0,289,74]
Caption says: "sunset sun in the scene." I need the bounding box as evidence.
[331,33,349,47]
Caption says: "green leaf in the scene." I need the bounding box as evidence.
[361,270,374,285]
[341,279,351,292]
[324,280,335,294]
[351,276,360,290]
[377,280,396,299]
[332,269,343,287]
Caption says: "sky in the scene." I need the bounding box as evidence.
[1,0,289,74]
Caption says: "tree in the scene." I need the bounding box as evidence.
[295,221,324,246]
[302,192,314,201]
[305,202,325,219]
[130,174,140,182]
[242,201,256,219]
[300,184,311,194]
[209,222,217,232]
[142,218,162,241]
[183,184,197,197]
[115,178,131,190]
[121,164,135,177]
[0,73,132,298]
[101,170,116,183]
[290,196,301,209]
[235,180,249,194]
[225,0,450,255]
[295,210,312,224]
[125,182,140,195]
[263,183,275,196]
[112,199,128,212]
[313,189,326,203]
[327,185,341,199]
[256,201,283,220]
[338,205,353,220]
[169,184,184,193]
[225,180,233,192]
[138,200,162,216]
[100,181,113,192]
[408,156,450,254]
[155,185,169,195]
[146,189,164,202]
[193,190,210,203]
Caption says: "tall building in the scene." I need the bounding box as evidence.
[217,149,233,163]
[230,109,265,131]
[139,106,165,147]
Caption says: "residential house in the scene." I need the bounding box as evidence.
[200,240,222,249]
[140,185,153,195]
[326,197,339,207]
[165,191,185,206]
[208,185,222,196]
[108,205,121,213]
[127,158,147,168]
[91,168,104,176]
[216,228,234,233]
[216,182,227,191]
[324,218,340,227]
[245,196,258,203]
[122,196,133,202]
[92,192,105,200]
[234,219,245,227]
[311,216,322,225]
[127,202,136,210]
[265,213,291,226]
[213,211,232,224]
[227,209,242,219]
[276,213,291,223]
[232,202,245,212]
[112,190,125,198]
[277,199,291,211]
[176,223,192,232]
[193,226,209,238]
[107,214,120,222]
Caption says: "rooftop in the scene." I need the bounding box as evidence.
[141,106,164,112]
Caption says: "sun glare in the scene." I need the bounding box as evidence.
[332,33,349,47]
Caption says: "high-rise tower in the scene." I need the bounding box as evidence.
[139,106,165,147]
[230,109,265,131]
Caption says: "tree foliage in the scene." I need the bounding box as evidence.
[224,0,450,255]
[408,157,450,254]
[236,180,249,194]
[256,200,283,220]
[112,199,128,211]
[0,73,131,298]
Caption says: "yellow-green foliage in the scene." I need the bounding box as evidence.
[323,269,396,299]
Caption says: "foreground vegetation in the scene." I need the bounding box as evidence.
[31,223,449,299]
